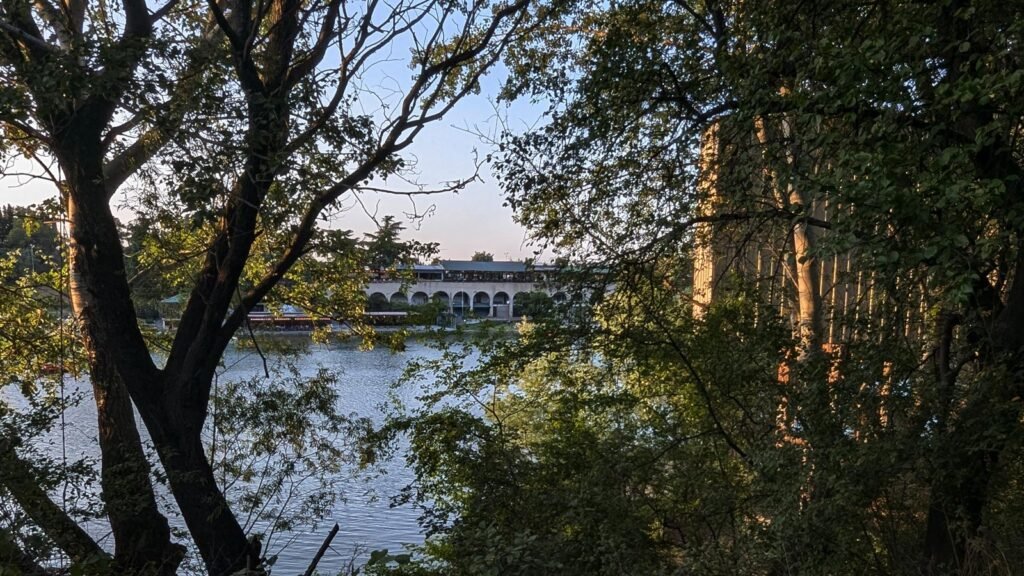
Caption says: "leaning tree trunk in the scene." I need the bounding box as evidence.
[145,415,263,574]
[64,161,182,576]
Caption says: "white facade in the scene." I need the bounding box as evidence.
[366,280,567,319]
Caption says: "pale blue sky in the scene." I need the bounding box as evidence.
[338,73,547,261]
[1,82,545,261]
[3,6,559,261]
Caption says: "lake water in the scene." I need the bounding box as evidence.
[221,340,433,575]
[16,339,445,575]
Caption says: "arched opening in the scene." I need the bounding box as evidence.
[473,292,491,317]
[390,292,409,307]
[552,292,568,304]
[452,291,470,317]
[514,291,553,319]
[432,291,450,308]
[368,292,389,312]
[492,291,511,320]
[411,291,429,306]
[511,291,530,318]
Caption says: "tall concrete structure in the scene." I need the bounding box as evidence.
[691,122,929,346]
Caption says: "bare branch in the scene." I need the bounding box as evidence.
[150,0,180,24]
[212,1,530,355]
[241,0,270,68]
[61,0,86,36]
[31,0,74,49]
[206,0,245,51]
[0,19,56,54]
[2,117,50,143]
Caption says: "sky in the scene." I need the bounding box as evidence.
[335,80,549,261]
[1,69,548,262]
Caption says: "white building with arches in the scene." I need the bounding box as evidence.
[366,260,568,319]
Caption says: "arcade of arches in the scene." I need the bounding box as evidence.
[367,288,568,318]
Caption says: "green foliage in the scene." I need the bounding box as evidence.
[511,291,553,319]
[207,357,372,548]
[0,205,62,275]
[362,216,439,273]
[0,253,95,568]
[380,286,771,575]
[360,548,438,576]
[379,1,1024,574]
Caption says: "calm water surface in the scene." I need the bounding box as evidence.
[26,339,445,575]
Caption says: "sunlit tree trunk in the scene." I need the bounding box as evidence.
[754,114,823,358]
[65,162,182,576]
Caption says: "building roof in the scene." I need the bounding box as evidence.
[439,260,527,272]
[406,263,445,272]
[438,260,558,273]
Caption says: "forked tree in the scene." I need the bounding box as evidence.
[0,0,533,573]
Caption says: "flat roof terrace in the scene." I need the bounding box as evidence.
[371,260,560,283]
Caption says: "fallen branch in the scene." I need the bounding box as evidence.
[303,523,340,576]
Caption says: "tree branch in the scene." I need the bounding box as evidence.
[102,24,223,194]
[0,18,56,55]
[205,0,245,52]
[121,0,153,40]
[284,0,341,88]
[29,0,74,49]
[208,0,532,363]
[150,0,180,24]
[0,441,107,562]
[61,0,86,36]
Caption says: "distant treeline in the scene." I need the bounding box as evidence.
[0,204,62,274]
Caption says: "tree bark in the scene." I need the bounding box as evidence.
[923,255,1024,574]
[65,158,182,576]
[754,115,824,357]
[147,419,262,575]
[0,440,106,563]
[61,153,262,576]
[60,109,266,576]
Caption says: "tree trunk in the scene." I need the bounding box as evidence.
[61,137,260,575]
[922,400,1015,575]
[66,168,181,575]
[923,253,1024,574]
[146,417,263,575]
[789,212,823,354]
[754,114,824,357]
[0,441,106,563]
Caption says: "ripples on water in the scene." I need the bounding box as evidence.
[12,339,450,575]
[229,340,433,574]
